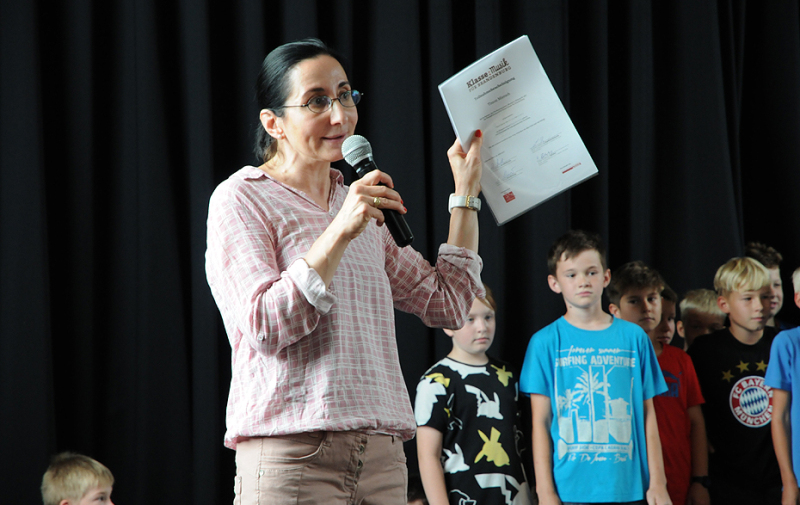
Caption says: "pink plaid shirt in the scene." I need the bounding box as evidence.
[206,166,483,449]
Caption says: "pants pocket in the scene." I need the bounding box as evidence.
[259,432,327,468]
[257,433,327,505]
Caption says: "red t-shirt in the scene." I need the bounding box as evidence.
[654,344,705,505]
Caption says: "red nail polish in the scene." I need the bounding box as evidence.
[476,129,482,138]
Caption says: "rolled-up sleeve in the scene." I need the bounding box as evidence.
[386,241,484,330]
[205,175,329,355]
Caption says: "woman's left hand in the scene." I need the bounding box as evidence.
[447,130,483,196]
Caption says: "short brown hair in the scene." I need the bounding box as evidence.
[606,261,665,306]
[41,452,114,505]
[745,242,783,269]
[661,283,678,304]
[547,230,606,276]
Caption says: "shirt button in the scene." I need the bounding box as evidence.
[358,445,365,454]
[357,460,363,469]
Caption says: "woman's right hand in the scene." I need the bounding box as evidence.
[304,168,407,287]
[332,169,406,242]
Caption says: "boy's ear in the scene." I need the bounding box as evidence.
[795,290,800,309]
[259,109,284,140]
[676,320,685,337]
[59,500,71,505]
[547,275,562,294]
[443,328,455,337]
[608,303,620,317]
[603,269,611,287]
[717,295,732,315]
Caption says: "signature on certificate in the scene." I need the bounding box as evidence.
[530,133,562,153]
[535,145,569,165]
[486,155,522,182]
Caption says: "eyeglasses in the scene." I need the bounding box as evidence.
[277,90,363,114]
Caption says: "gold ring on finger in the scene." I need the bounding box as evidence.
[373,196,381,208]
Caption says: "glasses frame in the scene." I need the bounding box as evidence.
[276,90,363,114]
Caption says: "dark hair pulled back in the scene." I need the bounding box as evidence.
[254,38,345,163]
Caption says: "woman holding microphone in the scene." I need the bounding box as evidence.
[206,38,484,505]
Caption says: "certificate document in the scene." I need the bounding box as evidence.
[439,35,598,225]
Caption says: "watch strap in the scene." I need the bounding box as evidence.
[448,194,481,213]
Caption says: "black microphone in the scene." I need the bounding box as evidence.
[342,135,414,247]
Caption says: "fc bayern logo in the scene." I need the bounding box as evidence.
[729,376,773,427]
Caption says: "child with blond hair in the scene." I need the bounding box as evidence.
[676,289,726,349]
[41,452,114,505]
[688,257,781,504]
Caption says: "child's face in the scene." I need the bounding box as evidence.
[652,299,676,347]
[612,286,663,333]
[767,267,784,319]
[678,309,726,348]
[548,250,611,311]
[446,298,496,360]
[719,287,772,335]
[74,486,114,505]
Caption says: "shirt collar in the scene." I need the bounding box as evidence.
[240,165,344,187]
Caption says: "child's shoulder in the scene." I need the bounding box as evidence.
[659,342,695,367]
[527,317,569,349]
[532,316,643,338]
[419,357,496,382]
[660,341,689,357]
[487,354,513,368]
[608,316,648,334]
[772,326,800,351]
[689,328,733,356]
[419,357,453,379]
[777,325,800,339]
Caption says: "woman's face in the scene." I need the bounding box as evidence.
[275,55,358,166]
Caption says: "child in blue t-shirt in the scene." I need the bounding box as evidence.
[520,230,670,504]
[766,267,800,505]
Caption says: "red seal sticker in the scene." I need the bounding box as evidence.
[729,376,773,427]
[502,191,515,203]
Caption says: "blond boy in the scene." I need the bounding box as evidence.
[676,289,726,349]
[520,231,670,505]
[688,257,781,504]
[41,452,114,505]
[766,267,800,505]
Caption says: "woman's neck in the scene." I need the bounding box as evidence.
[261,153,332,209]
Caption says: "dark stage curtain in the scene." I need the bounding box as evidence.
[2,1,799,503]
